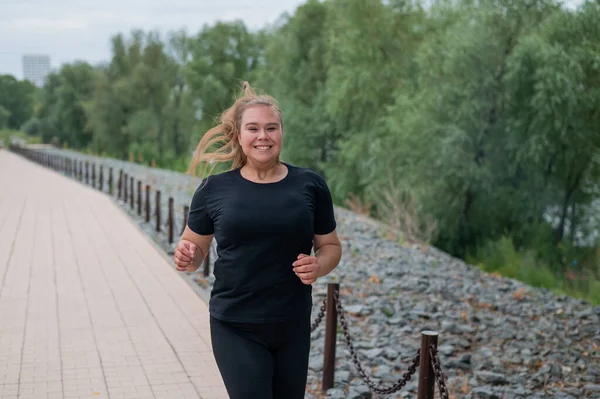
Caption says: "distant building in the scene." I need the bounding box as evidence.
[22,54,51,87]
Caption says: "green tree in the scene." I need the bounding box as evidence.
[0,75,37,130]
[186,21,262,135]
[255,0,334,175]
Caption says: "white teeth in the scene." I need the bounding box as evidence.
[255,146,271,150]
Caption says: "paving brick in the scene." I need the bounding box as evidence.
[0,150,226,398]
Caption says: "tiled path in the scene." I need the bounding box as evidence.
[0,149,228,399]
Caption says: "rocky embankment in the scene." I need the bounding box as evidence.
[303,208,599,399]
[39,148,600,399]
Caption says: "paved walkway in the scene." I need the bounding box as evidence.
[0,150,228,399]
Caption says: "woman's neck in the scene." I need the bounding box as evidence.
[241,161,287,183]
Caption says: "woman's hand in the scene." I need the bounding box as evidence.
[293,254,320,285]
[174,239,198,272]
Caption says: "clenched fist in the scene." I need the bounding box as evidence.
[292,253,320,285]
[174,239,198,272]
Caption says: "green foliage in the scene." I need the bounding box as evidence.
[0,75,38,130]
[468,235,600,305]
[0,129,42,145]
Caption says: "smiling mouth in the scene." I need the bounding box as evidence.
[254,145,272,150]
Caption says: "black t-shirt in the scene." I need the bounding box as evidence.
[187,163,337,323]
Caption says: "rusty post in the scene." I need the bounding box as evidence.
[79,161,83,181]
[108,168,114,195]
[130,176,134,209]
[155,190,161,232]
[145,185,150,223]
[203,245,210,277]
[137,181,142,215]
[322,283,340,391]
[92,163,96,188]
[99,165,104,191]
[85,161,89,185]
[168,197,174,245]
[123,173,128,202]
[182,205,189,235]
[417,331,439,399]
[117,170,123,199]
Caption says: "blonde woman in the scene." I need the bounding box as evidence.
[173,82,342,399]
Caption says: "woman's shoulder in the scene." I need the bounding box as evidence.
[287,163,329,186]
[193,169,238,192]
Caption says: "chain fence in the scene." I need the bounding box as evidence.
[430,345,450,399]
[309,287,451,399]
[311,297,327,333]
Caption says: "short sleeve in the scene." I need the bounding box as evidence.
[313,172,337,235]
[187,179,214,236]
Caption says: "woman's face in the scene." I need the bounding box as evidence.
[238,105,283,166]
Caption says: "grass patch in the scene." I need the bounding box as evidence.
[467,236,600,305]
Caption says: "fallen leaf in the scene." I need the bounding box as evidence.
[367,275,381,284]
[513,287,527,301]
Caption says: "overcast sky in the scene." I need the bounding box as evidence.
[0,0,586,80]
[0,0,306,79]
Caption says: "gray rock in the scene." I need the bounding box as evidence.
[361,348,383,360]
[470,386,502,399]
[585,384,600,393]
[308,355,323,372]
[326,388,346,399]
[372,364,391,378]
[335,370,351,385]
[474,371,509,385]
[438,344,455,356]
[346,383,372,399]
[346,389,372,399]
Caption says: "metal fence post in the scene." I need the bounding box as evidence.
[417,331,439,399]
[129,176,134,209]
[145,185,150,223]
[203,246,210,277]
[108,167,113,195]
[118,169,123,199]
[123,173,128,202]
[168,197,174,244]
[137,181,142,215]
[182,205,189,235]
[322,283,340,392]
[155,190,161,232]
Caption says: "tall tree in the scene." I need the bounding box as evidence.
[185,21,262,136]
[0,75,37,130]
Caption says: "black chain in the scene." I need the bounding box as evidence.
[429,345,450,399]
[311,298,327,333]
[334,291,420,395]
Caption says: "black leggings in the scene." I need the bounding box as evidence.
[209,313,311,399]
